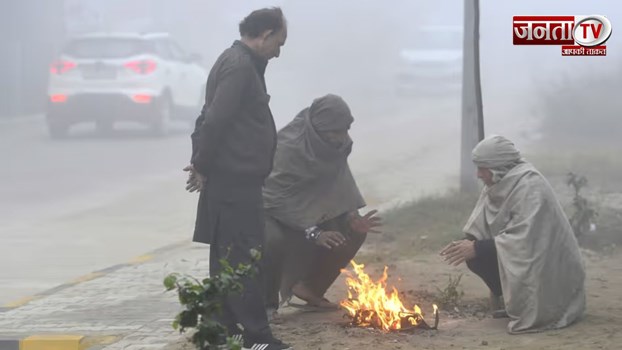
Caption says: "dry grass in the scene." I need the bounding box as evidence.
[360,149,622,259]
[357,190,478,263]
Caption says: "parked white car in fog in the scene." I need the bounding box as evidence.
[46,32,207,137]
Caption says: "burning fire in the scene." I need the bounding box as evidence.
[340,260,438,332]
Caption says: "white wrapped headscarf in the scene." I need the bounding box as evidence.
[472,135,524,184]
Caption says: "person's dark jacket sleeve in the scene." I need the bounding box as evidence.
[191,63,252,176]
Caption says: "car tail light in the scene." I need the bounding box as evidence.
[50,60,76,75]
[132,94,152,104]
[50,94,68,103]
[124,60,157,75]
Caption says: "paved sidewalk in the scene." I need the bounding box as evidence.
[0,241,210,350]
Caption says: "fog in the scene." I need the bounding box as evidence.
[1,0,620,310]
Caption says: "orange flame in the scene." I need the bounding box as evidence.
[340,260,438,331]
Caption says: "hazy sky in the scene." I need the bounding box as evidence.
[170,0,621,126]
[57,0,622,138]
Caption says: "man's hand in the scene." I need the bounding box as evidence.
[183,165,205,193]
[350,210,382,234]
[315,231,346,250]
[439,239,476,266]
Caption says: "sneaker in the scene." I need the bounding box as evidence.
[214,333,244,349]
[230,333,244,343]
[243,337,293,350]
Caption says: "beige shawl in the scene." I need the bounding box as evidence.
[464,136,586,334]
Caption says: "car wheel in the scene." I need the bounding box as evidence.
[151,95,172,137]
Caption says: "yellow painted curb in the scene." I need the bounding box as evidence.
[70,272,105,284]
[128,254,153,264]
[20,335,83,350]
[3,296,36,308]
[2,241,186,311]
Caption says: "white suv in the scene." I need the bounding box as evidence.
[46,32,207,137]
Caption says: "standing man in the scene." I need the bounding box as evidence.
[185,7,291,350]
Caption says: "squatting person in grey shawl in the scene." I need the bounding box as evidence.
[440,135,585,334]
[262,94,382,315]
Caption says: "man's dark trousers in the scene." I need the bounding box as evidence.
[466,239,503,297]
[206,176,272,342]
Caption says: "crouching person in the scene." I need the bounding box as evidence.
[262,94,382,317]
[440,135,585,334]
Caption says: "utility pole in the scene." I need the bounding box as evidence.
[460,0,485,193]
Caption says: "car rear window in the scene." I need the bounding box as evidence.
[63,38,156,58]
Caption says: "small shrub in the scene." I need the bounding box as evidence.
[566,172,598,240]
[435,274,465,309]
[164,249,261,350]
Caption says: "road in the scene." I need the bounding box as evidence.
[0,118,197,305]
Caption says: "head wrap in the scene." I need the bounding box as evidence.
[472,135,523,183]
[309,94,354,132]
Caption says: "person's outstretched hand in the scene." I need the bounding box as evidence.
[440,239,476,266]
[350,210,382,234]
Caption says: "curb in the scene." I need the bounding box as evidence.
[0,240,190,350]
[0,335,120,350]
[0,241,190,349]
[0,239,190,312]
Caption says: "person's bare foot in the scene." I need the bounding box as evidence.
[291,283,339,309]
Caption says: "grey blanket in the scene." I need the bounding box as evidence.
[464,161,586,333]
[263,94,365,230]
